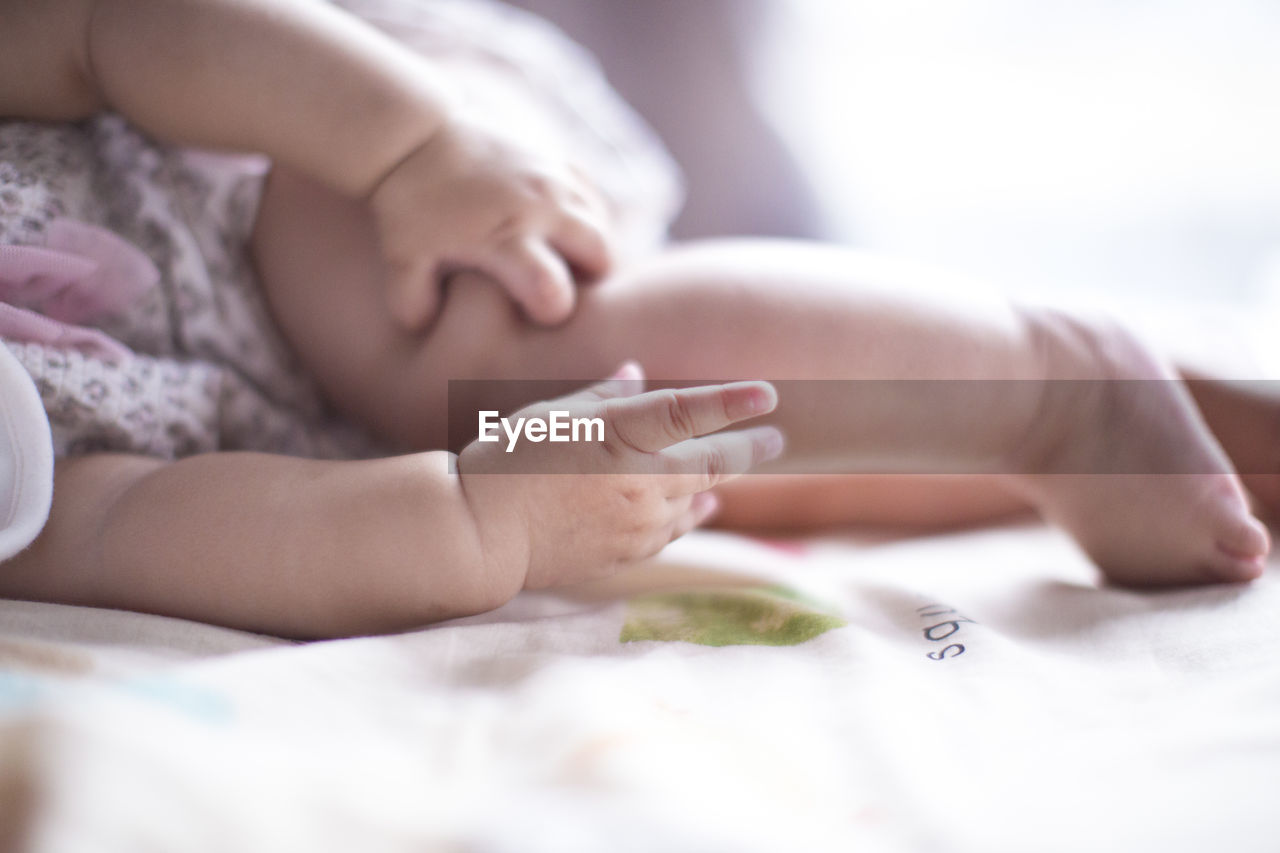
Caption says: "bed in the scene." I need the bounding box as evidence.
[2,518,1277,852]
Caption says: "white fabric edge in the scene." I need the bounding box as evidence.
[0,341,54,561]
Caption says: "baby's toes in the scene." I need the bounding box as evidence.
[1203,550,1266,584]
[1201,485,1270,581]
[1080,474,1267,589]
[1212,508,1271,576]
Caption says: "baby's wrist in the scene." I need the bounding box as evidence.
[318,51,461,201]
[355,77,465,203]
[361,120,443,207]
[455,459,533,609]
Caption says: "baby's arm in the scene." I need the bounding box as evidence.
[1,0,440,194]
[2,451,488,638]
[0,373,781,638]
[0,0,611,328]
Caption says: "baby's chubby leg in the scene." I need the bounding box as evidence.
[462,254,1271,584]
[256,174,1047,460]
[254,168,1271,585]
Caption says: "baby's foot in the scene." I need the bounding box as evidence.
[1009,312,1271,587]
[1182,374,1280,527]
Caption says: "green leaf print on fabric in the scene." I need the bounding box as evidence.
[620,585,846,647]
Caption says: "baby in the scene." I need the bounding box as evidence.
[0,0,1274,639]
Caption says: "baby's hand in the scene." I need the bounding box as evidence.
[457,363,784,593]
[368,116,614,332]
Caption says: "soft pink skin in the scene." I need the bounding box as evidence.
[253,166,1271,588]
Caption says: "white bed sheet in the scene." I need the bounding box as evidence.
[2,522,1278,852]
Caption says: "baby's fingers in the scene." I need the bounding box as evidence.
[483,236,575,326]
[662,426,786,493]
[550,209,613,285]
[608,382,779,453]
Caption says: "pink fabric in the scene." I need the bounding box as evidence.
[0,304,132,364]
[0,219,156,364]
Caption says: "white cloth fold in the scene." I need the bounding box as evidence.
[0,341,53,561]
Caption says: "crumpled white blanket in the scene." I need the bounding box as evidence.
[1,524,1277,853]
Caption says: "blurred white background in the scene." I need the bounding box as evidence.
[515,0,1280,364]
[758,0,1280,312]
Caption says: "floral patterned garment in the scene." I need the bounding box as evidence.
[0,0,682,463]
[0,116,375,460]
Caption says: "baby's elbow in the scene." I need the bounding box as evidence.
[0,0,106,121]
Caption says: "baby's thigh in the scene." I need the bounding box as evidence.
[252,167,527,450]
[253,169,799,451]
